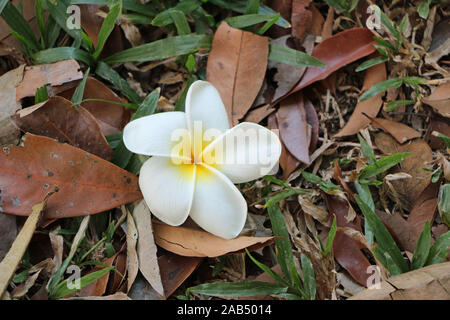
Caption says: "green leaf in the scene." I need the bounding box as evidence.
[418,0,431,19]
[323,0,348,12]
[103,34,211,64]
[354,180,375,246]
[358,152,412,181]
[324,216,337,256]
[438,184,450,227]
[33,47,94,66]
[71,0,156,17]
[152,0,200,26]
[256,13,280,35]
[266,203,294,283]
[71,67,90,107]
[106,131,122,149]
[269,44,325,67]
[385,100,415,112]
[34,85,49,104]
[51,266,114,299]
[357,134,376,164]
[188,281,288,297]
[36,0,46,47]
[434,132,450,148]
[264,189,308,208]
[359,78,403,102]
[300,254,316,300]
[355,56,389,72]
[355,195,409,273]
[301,171,339,192]
[0,0,7,15]
[226,13,277,29]
[426,231,450,265]
[263,175,291,188]
[246,249,290,288]
[411,221,431,270]
[245,0,260,14]
[168,9,191,35]
[125,154,149,175]
[95,61,142,104]
[93,1,122,60]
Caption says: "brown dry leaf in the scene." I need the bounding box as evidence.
[0,190,56,297]
[422,81,450,118]
[375,133,433,210]
[425,17,450,67]
[291,0,313,44]
[0,64,24,145]
[13,96,113,160]
[132,200,164,296]
[277,92,311,164]
[153,221,274,258]
[287,28,376,98]
[11,268,42,299]
[206,22,269,125]
[425,114,450,150]
[126,208,139,293]
[243,104,276,123]
[334,62,387,137]
[0,134,141,218]
[0,214,17,262]
[267,114,297,180]
[59,77,131,135]
[321,6,334,40]
[350,262,450,300]
[15,60,82,101]
[407,180,441,233]
[298,196,330,226]
[325,195,372,287]
[370,117,421,144]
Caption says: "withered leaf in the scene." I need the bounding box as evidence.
[13,96,113,160]
[370,117,421,144]
[422,81,450,118]
[207,22,269,125]
[0,134,141,218]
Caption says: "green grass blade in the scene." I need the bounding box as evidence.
[356,56,389,72]
[355,195,409,273]
[152,0,200,26]
[269,44,325,67]
[103,34,211,64]
[426,231,450,265]
[359,78,404,102]
[246,249,290,287]
[324,216,337,256]
[358,152,412,181]
[33,47,94,66]
[225,13,277,29]
[411,221,431,270]
[188,281,288,297]
[92,1,122,60]
[169,10,191,35]
[35,86,49,104]
[71,67,90,106]
[300,254,316,300]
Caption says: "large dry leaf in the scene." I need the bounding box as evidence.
[16,60,82,101]
[0,134,141,218]
[206,22,269,125]
[59,77,131,135]
[325,195,372,287]
[287,28,376,98]
[370,117,421,144]
[334,62,386,137]
[132,200,164,296]
[408,180,441,233]
[422,81,450,118]
[13,96,113,160]
[291,0,313,44]
[375,133,433,210]
[0,65,24,145]
[277,92,311,164]
[350,262,450,300]
[153,221,274,258]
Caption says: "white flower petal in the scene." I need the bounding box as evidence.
[139,157,195,226]
[189,164,247,239]
[123,112,191,160]
[202,122,282,183]
[185,80,230,134]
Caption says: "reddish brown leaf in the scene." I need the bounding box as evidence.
[13,96,113,160]
[288,28,376,97]
[370,117,421,144]
[408,180,441,233]
[16,60,82,101]
[59,77,131,135]
[425,114,450,150]
[334,61,386,137]
[206,22,269,125]
[0,134,141,218]
[325,195,372,287]
[277,92,311,164]
[291,0,313,44]
[333,161,355,201]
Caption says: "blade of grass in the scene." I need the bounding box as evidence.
[411,221,431,270]
[33,47,95,66]
[71,67,90,107]
[92,1,122,60]
[269,44,325,67]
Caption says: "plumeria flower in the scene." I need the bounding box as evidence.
[123,81,281,239]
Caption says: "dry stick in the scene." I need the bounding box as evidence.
[0,188,58,297]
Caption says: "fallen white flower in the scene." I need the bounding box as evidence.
[123,81,281,239]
